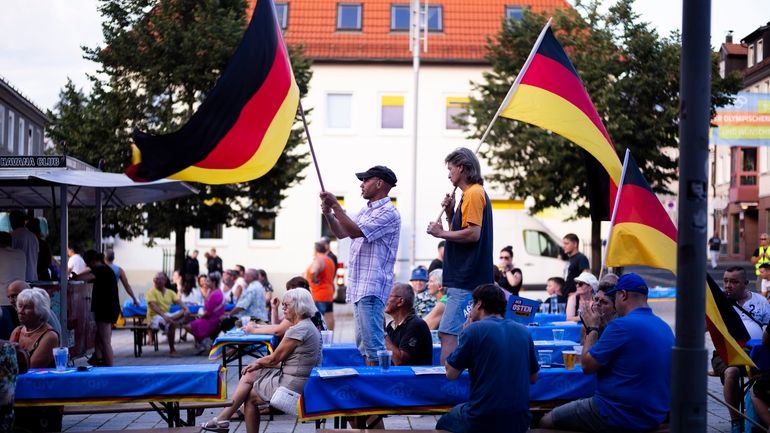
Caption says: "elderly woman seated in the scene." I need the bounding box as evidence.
[10,288,59,368]
[423,269,446,330]
[202,288,321,432]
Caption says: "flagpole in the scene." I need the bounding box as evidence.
[299,101,325,192]
[434,18,553,223]
[600,148,631,277]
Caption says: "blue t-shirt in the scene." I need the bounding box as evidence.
[443,186,494,290]
[589,307,674,430]
[447,316,538,432]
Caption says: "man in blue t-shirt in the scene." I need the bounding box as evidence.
[540,273,674,432]
[436,284,538,433]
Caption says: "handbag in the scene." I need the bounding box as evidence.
[269,386,300,416]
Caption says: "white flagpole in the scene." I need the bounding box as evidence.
[434,18,553,223]
[600,148,631,277]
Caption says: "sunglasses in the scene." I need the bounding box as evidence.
[499,256,511,260]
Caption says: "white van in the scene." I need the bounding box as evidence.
[493,210,567,290]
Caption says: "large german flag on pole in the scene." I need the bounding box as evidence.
[606,150,753,368]
[125,0,299,185]
[498,23,622,218]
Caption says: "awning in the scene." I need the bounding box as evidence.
[0,169,198,209]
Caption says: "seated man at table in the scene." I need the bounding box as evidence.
[146,272,189,356]
[221,268,268,331]
[437,283,538,433]
[540,273,674,433]
[384,283,433,366]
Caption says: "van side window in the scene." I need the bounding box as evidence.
[523,230,560,258]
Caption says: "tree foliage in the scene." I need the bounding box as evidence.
[46,0,312,267]
[465,0,742,218]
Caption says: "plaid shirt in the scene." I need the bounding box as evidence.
[346,197,401,304]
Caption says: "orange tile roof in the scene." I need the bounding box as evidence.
[722,42,748,56]
[247,0,571,63]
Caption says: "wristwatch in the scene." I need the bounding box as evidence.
[586,327,600,335]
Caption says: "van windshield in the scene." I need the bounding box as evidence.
[523,230,561,258]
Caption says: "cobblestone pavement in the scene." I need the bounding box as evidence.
[59,300,736,431]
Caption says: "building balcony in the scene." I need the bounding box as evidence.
[730,172,759,202]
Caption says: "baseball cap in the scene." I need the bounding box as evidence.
[574,272,598,292]
[355,165,397,187]
[410,266,428,282]
[605,273,648,296]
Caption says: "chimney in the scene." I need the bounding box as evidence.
[726,30,734,43]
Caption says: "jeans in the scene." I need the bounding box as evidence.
[353,295,385,361]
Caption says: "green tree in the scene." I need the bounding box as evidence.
[465,0,741,271]
[46,0,312,269]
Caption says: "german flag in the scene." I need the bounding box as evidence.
[606,151,753,368]
[126,0,299,185]
[499,24,621,219]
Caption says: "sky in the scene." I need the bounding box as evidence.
[0,0,767,112]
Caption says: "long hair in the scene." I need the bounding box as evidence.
[445,147,483,185]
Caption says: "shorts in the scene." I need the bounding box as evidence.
[438,288,474,336]
[711,350,749,383]
[548,397,616,433]
[436,402,530,433]
[315,301,334,314]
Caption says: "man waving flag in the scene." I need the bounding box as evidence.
[126,0,299,185]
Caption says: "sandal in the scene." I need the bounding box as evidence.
[200,417,229,432]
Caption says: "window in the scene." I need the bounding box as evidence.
[424,5,442,31]
[326,93,353,128]
[381,95,404,129]
[199,224,224,239]
[505,6,523,21]
[17,118,24,155]
[758,40,764,63]
[743,148,757,171]
[391,5,410,31]
[523,230,561,258]
[445,96,469,130]
[0,104,4,150]
[7,111,14,152]
[275,3,288,29]
[252,216,276,240]
[732,214,740,254]
[337,3,362,30]
[749,44,755,68]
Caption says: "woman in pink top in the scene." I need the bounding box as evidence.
[185,276,225,353]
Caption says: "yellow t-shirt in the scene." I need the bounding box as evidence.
[460,183,486,228]
[145,287,177,320]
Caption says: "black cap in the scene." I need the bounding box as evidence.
[355,165,397,187]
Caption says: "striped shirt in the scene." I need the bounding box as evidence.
[347,197,401,304]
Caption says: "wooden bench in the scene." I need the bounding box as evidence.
[64,399,232,426]
[78,428,201,433]
[319,430,450,433]
[529,425,670,433]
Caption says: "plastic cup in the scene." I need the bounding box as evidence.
[537,349,552,367]
[321,330,333,347]
[557,303,567,314]
[552,328,565,342]
[431,330,440,345]
[53,346,68,371]
[377,350,392,372]
[563,350,577,370]
[573,345,583,353]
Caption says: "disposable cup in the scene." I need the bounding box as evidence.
[321,330,333,347]
[431,330,440,345]
[552,328,565,341]
[53,346,68,371]
[563,350,577,370]
[537,349,552,367]
[377,350,392,372]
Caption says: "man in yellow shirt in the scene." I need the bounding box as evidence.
[146,272,188,356]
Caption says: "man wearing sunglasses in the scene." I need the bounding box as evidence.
[540,273,673,433]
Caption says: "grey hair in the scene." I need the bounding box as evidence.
[429,269,443,287]
[16,287,51,319]
[445,147,483,185]
[392,283,414,309]
[245,268,259,280]
[283,288,318,319]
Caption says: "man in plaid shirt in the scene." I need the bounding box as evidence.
[320,165,401,365]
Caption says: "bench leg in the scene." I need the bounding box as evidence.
[153,329,159,352]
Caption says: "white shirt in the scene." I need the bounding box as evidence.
[11,227,39,281]
[761,279,770,296]
[68,254,87,275]
[0,247,26,305]
[734,291,770,340]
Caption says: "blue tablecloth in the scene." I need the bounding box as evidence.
[321,341,579,367]
[649,287,676,299]
[527,324,582,341]
[299,365,596,419]
[16,364,225,405]
[322,343,442,367]
[534,313,567,324]
[122,302,235,318]
[209,332,276,361]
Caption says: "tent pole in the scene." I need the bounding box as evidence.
[58,185,69,346]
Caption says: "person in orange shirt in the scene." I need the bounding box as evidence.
[306,241,335,330]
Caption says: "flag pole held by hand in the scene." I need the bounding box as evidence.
[299,101,325,192]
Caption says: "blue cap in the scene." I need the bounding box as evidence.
[605,273,648,296]
[410,266,428,281]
